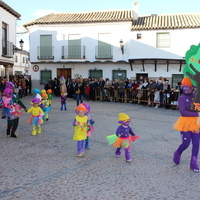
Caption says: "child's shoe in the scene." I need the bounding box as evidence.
[116,155,120,158]
[126,159,132,162]
[78,153,83,157]
[1,116,6,119]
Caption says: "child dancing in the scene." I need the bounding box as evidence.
[27,97,44,135]
[72,103,90,156]
[107,113,139,162]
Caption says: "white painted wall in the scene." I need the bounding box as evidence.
[26,18,200,85]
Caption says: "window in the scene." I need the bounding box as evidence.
[39,35,53,59]
[137,33,142,39]
[172,74,183,88]
[2,22,7,55]
[23,57,25,63]
[156,32,170,48]
[112,70,127,80]
[40,70,52,84]
[96,33,112,59]
[89,70,102,80]
[68,34,81,59]
[15,55,18,62]
[26,58,28,64]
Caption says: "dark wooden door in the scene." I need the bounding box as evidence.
[57,68,71,79]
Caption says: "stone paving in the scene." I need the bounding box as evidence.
[0,96,200,200]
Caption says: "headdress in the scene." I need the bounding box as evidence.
[40,89,47,94]
[118,113,130,124]
[41,93,48,98]
[5,81,14,89]
[75,103,86,113]
[33,88,40,95]
[31,97,41,104]
[47,89,52,94]
[2,88,13,97]
[181,77,192,88]
[82,102,90,114]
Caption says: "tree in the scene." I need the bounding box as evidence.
[183,43,200,105]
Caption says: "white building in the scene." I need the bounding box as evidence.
[0,1,21,78]
[23,2,200,89]
[13,50,31,75]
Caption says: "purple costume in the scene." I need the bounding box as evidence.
[115,125,135,162]
[173,86,200,172]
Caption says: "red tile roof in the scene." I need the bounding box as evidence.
[23,10,134,27]
[23,9,200,30]
[131,13,200,30]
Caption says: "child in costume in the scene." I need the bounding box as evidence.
[41,93,51,121]
[82,102,95,149]
[107,113,139,162]
[173,77,200,172]
[1,88,13,120]
[27,97,44,136]
[47,89,53,106]
[6,94,27,138]
[33,88,42,101]
[72,103,90,156]
[60,93,67,111]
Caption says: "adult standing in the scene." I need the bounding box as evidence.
[173,77,200,172]
[75,76,84,106]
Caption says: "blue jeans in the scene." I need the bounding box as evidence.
[76,94,83,106]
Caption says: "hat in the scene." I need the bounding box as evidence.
[75,103,86,113]
[2,88,13,97]
[31,97,41,104]
[5,81,14,89]
[40,89,46,94]
[41,93,48,98]
[82,102,90,114]
[33,88,40,95]
[181,77,192,87]
[118,113,130,122]
[47,89,52,94]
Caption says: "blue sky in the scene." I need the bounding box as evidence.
[3,0,200,50]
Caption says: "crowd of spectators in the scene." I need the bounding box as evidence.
[43,75,182,109]
[0,75,32,99]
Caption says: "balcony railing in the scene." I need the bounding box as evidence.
[37,46,54,59]
[95,45,113,59]
[61,45,85,59]
[1,39,14,57]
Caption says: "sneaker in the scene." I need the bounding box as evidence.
[126,159,132,162]
[1,116,6,119]
[78,153,83,157]
[116,155,120,158]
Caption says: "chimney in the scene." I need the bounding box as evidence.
[133,2,138,20]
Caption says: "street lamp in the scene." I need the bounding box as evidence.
[119,39,124,54]
[19,39,24,50]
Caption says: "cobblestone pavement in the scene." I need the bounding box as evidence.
[0,96,200,200]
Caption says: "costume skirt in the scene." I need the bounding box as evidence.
[106,134,140,149]
[173,116,200,133]
[27,115,43,125]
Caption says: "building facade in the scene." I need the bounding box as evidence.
[0,1,21,78]
[23,3,200,89]
[13,50,30,75]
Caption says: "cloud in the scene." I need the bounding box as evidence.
[32,9,57,18]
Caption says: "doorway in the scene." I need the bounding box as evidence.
[57,68,71,79]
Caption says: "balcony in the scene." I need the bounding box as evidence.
[1,39,14,58]
[37,46,54,60]
[61,45,85,59]
[95,45,113,59]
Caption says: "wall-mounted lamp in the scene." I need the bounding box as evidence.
[19,39,24,50]
[13,39,24,54]
[119,39,124,54]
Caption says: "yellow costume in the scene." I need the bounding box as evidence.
[73,115,88,141]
